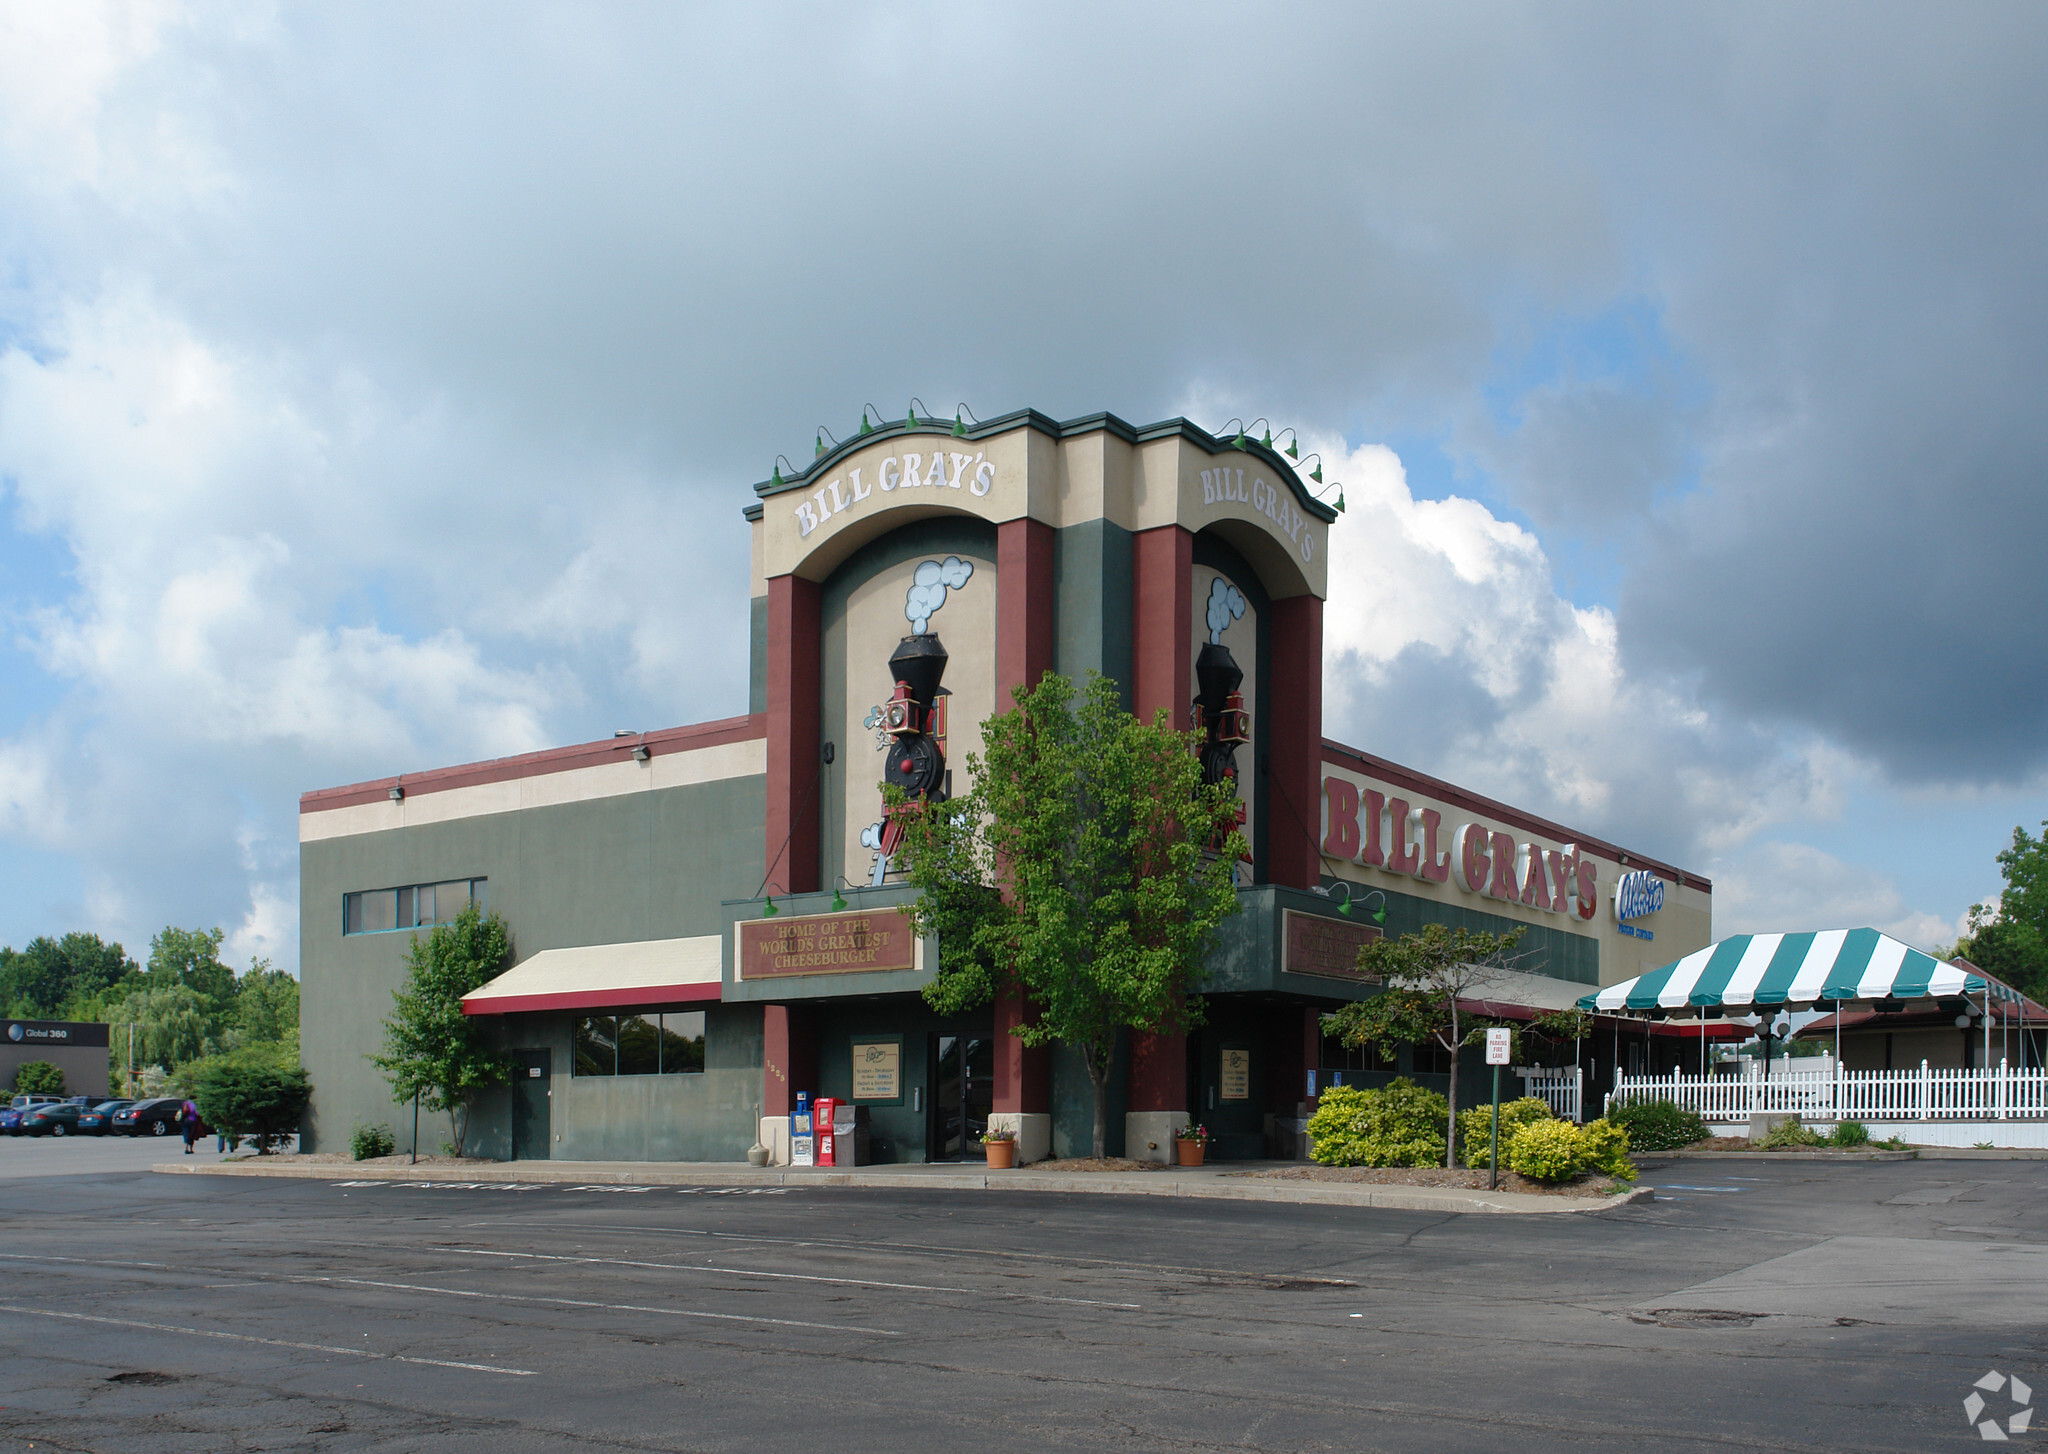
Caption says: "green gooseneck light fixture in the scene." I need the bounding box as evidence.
[761,895,778,917]
[831,886,848,913]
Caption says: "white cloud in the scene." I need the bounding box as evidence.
[1710,841,1961,952]
[1316,439,1839,870]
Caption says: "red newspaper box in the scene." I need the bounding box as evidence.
[815,1097,839,1167]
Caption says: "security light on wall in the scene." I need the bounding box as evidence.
[631,744,651,763]
[387,785,404,802]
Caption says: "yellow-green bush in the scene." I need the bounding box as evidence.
[1504,1120,1586,1181]
[1579,1117,1636,1181]
[1307,1079,1448,1167]
[1455,1097,1554,1168]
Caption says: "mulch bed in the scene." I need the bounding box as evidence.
[223,1151,496,1166]
[1230,1164,1633,1197]
[1026,1157,1177,1173]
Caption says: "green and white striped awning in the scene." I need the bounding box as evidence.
[1578,929,1986,1014]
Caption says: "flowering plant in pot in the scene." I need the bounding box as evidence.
[980,1127,1018,1169]
[1174,1122,1210,1166]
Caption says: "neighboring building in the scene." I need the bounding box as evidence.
[2,1019,111,1100]
[299,408,1712,1162]
[1798,962,2046,1072]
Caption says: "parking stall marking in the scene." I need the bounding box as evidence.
[438,1246,1145,1311]
[326,1181,789,1195]
[299,1274,902,1336]
[0,1302,536,1376]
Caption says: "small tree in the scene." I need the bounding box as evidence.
[892,671,1246,1158]
[186,1048,312,1152]
[1319,923,1527,1168]
[12,1060,64,1095]
[234,958,301,1058]
[371,903,514,1157]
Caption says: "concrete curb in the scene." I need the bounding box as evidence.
[153,1159,1651,1215]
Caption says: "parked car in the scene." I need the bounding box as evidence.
[19,1102,86,1136]
[75,1100,134,1135]
[111,1099,188,1138]
[7,1093,63,1111]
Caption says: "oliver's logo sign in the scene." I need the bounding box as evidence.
[1613,869,1666,922]
[792,450,996,538]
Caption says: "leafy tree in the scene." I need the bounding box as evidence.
[12,1061,64,1095]
[1319,923,1527,1168]
[1951,822,2048,1003]
[891,671,1247,1158]
[371,903,515,1157]
[104,984,215,1069]
[0,933,138,1018]
[145,926,237,1018]
[234,959,301,1057]
[186,1048,312,1153]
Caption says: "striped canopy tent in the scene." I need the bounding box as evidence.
[1578,928,1986,1015]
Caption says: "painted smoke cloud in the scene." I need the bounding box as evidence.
[905,556,974,633]
[1206,578,1246,644]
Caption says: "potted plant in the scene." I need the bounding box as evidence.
[1175,1122,1210,1167]
[980,1127,1018,1169]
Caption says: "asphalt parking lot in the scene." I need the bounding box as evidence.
[1,1156,2044,1452]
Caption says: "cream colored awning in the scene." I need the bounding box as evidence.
[461,935,721,1015]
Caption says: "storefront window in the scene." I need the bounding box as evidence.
[573,1011,706,1076]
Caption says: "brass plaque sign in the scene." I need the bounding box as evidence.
[1220,1047,1250,1101]
[851,1039,901,1100]
[1282,909,1383,981]
[737,911,916,979]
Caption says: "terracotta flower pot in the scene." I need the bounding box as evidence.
[1176,1140,1204,1167]
[984,1139,1016,1169]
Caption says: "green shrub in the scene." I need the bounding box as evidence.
[1579,1118,1637,1181]
[1456,1097,1554,1168]
[1760,1118,1824,1149]
[11,1061,64,1095]
[1308,1079,1449,1167]
[1827,1119,1870,1148]
[1505,1120,1587,1182]
[351,1122,396,1160]
[185,1049,312,1153]
[1607,1098,1708,1151]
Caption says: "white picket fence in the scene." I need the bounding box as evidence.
[1606,1060,2048,1123]
[1515,1066,1583,1122]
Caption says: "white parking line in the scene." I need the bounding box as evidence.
[438,1246,1143,1310]
[301,1274,902,1336]
[0,1303,536,1375]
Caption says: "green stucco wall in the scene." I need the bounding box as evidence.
[299,770,765,1155]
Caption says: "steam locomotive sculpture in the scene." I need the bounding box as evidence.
[862,557,972,885]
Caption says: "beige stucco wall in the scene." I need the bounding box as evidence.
[1319,760,1712,988]
[759,420,1329,600]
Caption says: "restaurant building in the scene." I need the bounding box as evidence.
[298,409,1712,1162]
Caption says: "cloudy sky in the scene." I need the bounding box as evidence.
[1,3,2043,973]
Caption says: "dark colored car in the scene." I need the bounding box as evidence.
[19,1102,85,1136]
[111,1098,187,1138]
[75,1099,134,1135]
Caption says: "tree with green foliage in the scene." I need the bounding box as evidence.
[891,671,1247,1159]
[371,903,515,1157]
[145,926,237,1019]
[102,983,215,1070]
[0,932,138,1018]
[11,1061,64,1095]
[185,1047,312,1153]
[1319,922,1528,1168]
[1950,821,2048,1002]
[234,960,301,1059]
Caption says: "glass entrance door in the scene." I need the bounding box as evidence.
[928,1033,995,1161]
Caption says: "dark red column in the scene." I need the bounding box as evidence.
[994,518,1055,1115]
[1128,525,1194,1116]
[1130,525,1193,729]
[764,573,821,896]
[762,1004,817,1119]
[1265,592,1324,890]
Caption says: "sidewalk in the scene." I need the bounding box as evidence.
[155,1156,1651,1215]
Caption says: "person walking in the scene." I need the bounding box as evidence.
[180,1097,202,1156]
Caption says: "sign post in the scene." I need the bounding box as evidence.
[1485,1028,1512,1190]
